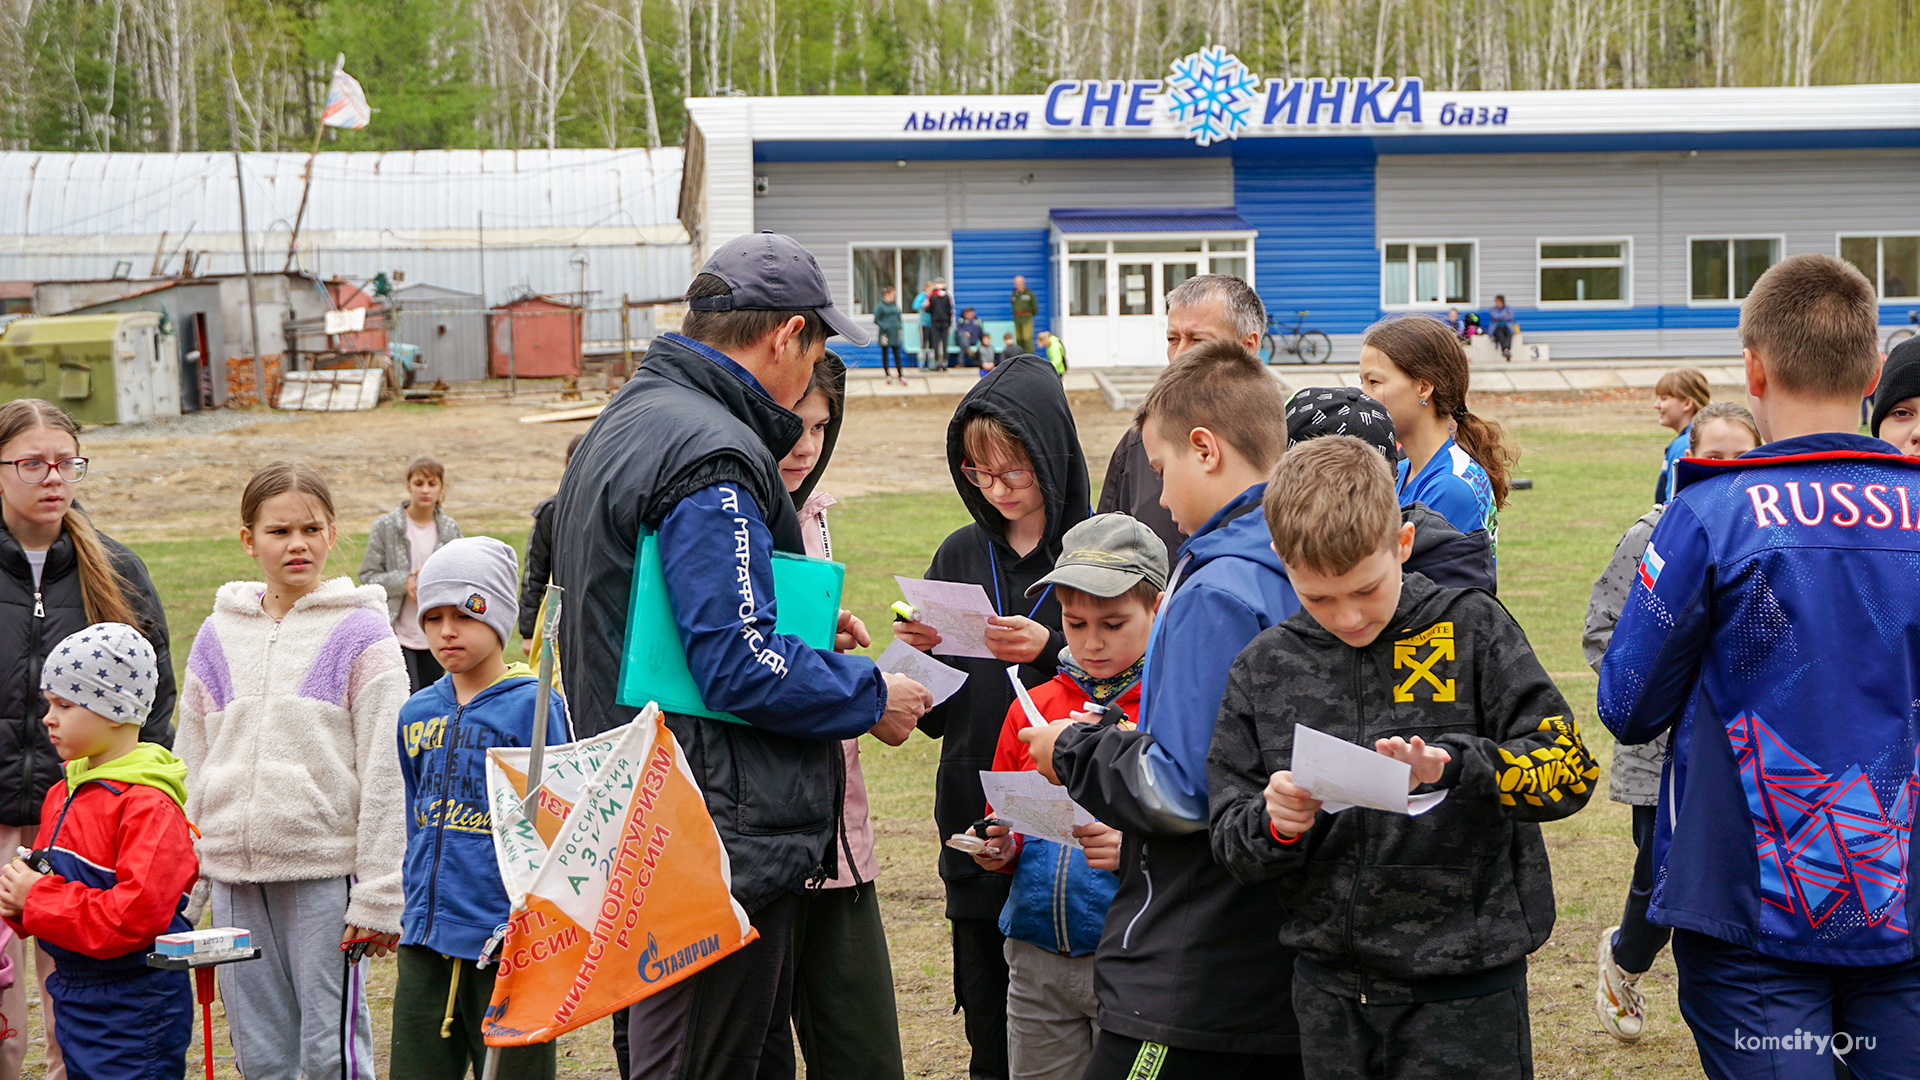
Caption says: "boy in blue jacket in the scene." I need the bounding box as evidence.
[392,537,568,1080]
[1600,253,1920,1080]
[1022,340,1304,1079]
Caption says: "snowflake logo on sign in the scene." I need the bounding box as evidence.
[1165,46,1260,146]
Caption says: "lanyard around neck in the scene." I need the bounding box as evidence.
[987,543,1053,620]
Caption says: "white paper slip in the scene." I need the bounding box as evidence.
[979,769,1098,848]
[894,576,999,659]
[1290,724,1450,817]
[1008,666,1048,728]
[875,640,969,706]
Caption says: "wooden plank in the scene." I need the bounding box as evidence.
[518,403,606,424]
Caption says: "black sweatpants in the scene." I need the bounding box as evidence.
[1082,1031,1305,1080]
[624,892,798,1080]
[1290,972,1532,1080]
[792,881,905,1079]
[1612,803,1672,975]
[952,917,1010,1080]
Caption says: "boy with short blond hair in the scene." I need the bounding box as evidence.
[1601,252,1920,1079]
[1021,339,1305,1077]
[1211,435,1597,1080]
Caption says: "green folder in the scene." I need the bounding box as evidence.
[616,527,846,723]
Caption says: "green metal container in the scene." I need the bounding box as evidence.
[0,312,179,425]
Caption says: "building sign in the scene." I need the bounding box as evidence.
[894,46,1513,144]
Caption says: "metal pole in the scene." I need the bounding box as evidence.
[620,293,631,386]
[507,308,516,397]
[223,77,265,404]
[283,56,337,272]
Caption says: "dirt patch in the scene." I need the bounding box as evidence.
[78,391,1142,541]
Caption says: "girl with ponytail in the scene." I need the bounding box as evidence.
[1358,315,1518,562]
[0,396,174,1077]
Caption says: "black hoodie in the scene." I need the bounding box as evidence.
[915,355,1091,920]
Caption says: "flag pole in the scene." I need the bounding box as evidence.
[284,53,342,272]
[485,583,563,1080]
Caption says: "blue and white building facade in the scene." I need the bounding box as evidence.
[678,59,1920,367]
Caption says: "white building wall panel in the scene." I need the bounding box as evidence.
[754,157,1235,313]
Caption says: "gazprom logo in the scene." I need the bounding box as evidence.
[639,932,723,984]
[1042,47,1463,145]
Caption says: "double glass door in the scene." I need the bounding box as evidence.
[1061,236,1250,366]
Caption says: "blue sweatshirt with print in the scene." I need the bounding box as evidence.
[1599,433,1920,965]
[398,666,570,961]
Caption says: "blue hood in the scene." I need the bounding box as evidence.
[1177,483,1286,579]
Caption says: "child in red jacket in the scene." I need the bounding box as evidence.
[973,514,1165,1080]
[0,623,197,1080]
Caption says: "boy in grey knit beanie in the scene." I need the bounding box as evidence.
[416,536,521,651]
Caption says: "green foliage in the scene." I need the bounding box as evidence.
[2,0,1915,152]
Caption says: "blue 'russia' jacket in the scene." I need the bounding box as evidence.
[397,665,570,961]
[1599,433,1920,966]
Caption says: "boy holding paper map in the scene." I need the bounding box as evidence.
[1208,435,1598,1078]
[891,354,1089,1080]
[971,514,1164,1080]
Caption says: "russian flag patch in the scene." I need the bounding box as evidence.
[1637,543,1665,591]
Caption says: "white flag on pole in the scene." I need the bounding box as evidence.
[320,68,372,129]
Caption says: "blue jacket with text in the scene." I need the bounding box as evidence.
[1599,433,1920,966]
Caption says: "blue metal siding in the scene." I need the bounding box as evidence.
[1233,150,1380,336]
[954,228,1052,325]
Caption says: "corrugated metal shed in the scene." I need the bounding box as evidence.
[392,282,488,383]
[0,149,694,310]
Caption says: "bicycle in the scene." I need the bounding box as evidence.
[1258,310,1333,365]
[1887,311,1917,353]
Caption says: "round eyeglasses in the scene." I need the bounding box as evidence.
[1,457,88,484]
[960,463,1036,490]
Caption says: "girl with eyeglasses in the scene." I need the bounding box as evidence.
[0,396,174,1078]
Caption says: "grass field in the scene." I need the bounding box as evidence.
[34,396,1710,1079]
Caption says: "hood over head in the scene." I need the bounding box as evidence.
[945,354,1090,563]
[790,350,845,509]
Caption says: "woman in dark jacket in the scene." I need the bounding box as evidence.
[0,397,174,1074]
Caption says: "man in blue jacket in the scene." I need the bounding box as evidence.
[1600,253,1920,1080]
[553,232,930,1080]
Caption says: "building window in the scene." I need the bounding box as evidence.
[1839,235,1920,301]
[1068,259,1107,316]
[1690,238,1781,303]
[1382,241,1474,307]
[1538,239,1630,306]
[850,245,949,317]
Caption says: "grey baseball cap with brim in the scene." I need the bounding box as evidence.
[687,231,870,347]
[1025,513,1169,598]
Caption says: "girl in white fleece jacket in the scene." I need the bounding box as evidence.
[176,462,408,1080]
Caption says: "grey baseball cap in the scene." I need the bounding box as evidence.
[1025,514,1169,598]
[687,231,870,346]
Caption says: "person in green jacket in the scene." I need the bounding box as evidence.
[1010,275,1038,354]
[874,286,906,384]
[1038,329,1067,376]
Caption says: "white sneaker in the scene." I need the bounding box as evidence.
[1595,926,1647,1043]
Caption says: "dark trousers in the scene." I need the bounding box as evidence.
[878,343,906,378]
[792,881,905,1080]
[1083,1031,1305,1080]
[1291,973,1531,1080]
[931,324,951,368]
[1612,803,1672,975]
[1673,929,1920,1080]
[952,917,1010,1080]
[47,965,191,1080]
[1490,324,1513,356]
[625,892,798,1080]
[402,646,444,693]
[390,946,555,1080]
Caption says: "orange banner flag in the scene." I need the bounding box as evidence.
[482,705,756,1046]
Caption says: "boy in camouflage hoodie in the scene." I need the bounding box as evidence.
[1209,436,1598,1080]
